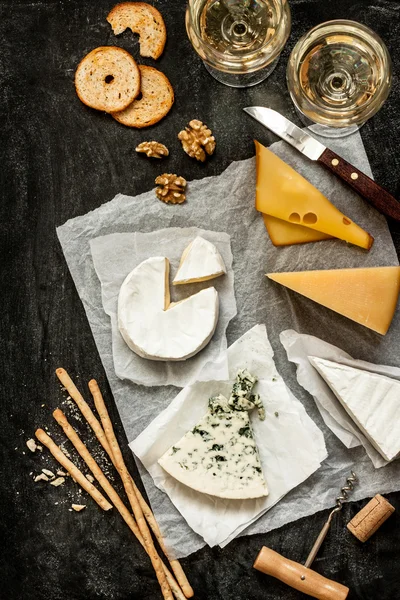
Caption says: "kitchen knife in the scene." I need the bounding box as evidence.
[244,106,400,222]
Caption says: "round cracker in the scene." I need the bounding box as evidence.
[112,65,174,128]
[107,2,166,60]
[75,46,140,113]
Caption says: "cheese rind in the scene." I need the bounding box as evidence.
[267,266,400,335]
[158,371,268,499]
[262,214,332,246]
[173,236,226,285]
[309,356,400,461]
[255,141,373,250]
[118,256,219,361]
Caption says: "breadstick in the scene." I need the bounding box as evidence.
[34,429,112,511]
[52,410,186,600]
[88,381,173,600]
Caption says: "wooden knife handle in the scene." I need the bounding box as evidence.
[318,147,400,222]
[253,547,349,600]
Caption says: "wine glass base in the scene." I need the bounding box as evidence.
[202,56,280,88]
[293,106,363,138]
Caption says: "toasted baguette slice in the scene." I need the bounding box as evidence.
[112,65,174,128]
[107,2,166,59]
[75,46,140,112]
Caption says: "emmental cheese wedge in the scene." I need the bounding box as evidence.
[173,236,226,285]
[309,356,400,461]
[262,214,332,246]
[255,141,373,250]
[158,370,268,499]
[267,266,400,335]
[118,257,219,361]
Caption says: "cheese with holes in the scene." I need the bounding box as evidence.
[262,214,332,246]
[267,266,400,335]
[309,356,400,461]
[158,370,268,499]
[173,236,226,285]
[255,141,373,250]
[118,257,219,361]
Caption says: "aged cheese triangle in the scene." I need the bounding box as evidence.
[173,236,226,285]
[158,370,268,499]
[262,214,332,246]
[267,266,400,335]
[309,356,400,461]
[255,141,373,250]
[118,256,219,361]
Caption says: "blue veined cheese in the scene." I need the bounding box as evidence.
[309,356,400,462]
[158,372,268,499]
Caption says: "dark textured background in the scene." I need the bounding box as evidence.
[1,0,400,598]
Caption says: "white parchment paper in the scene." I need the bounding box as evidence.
[57,129,400,558]
[89,228,236,387]
[130,325,327,548]
[280,330,400,469]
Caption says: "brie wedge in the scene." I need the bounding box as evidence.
[173,236,226,285]
[118,257,219,361]
[309,356,400,462]
[158,370,268,499]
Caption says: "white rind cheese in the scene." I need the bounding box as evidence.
[173,236,226,285]
[158,371,268,499]
[118,256,219,361]
[308,356,400,462]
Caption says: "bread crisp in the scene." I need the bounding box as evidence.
[75,46,140,113]
[112,65,174,128]
[107,2,166,60]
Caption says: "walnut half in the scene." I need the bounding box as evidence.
[155,174,187,204]
[136,141,169,159]
[178,119,216,162]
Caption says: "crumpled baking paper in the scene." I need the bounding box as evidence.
[280,330,400,469]
[57,129,400,558]
[130,325,327,548]
[89,228,237,387]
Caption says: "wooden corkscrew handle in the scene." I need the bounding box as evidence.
[253,547,349,600]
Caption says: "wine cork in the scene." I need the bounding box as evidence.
[347,494,395,542]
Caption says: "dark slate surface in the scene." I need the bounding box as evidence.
[1,0,400,599]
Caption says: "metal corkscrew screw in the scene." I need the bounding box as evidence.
[304,471,358,568]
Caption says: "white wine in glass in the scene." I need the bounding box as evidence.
[186,0,291,87]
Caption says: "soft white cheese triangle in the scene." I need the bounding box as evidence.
[118,256,219,361]
[158,371,268,499]
[173,236,226,285]
[308,356,400,462]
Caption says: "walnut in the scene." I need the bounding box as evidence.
[136,141,169,159]
[178,119,215,162]
[155,173,187,204]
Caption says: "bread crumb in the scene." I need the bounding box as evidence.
[26,439,37,452]
[57,470,68,477]
[35,473,49,482]
[50,477,65,487]
[85,474,95,483]
[42,469,55,479]
[72,504,86,512]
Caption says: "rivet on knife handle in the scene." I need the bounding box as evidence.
[318,148,400,222]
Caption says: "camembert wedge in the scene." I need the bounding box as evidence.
[173,236,226,285]
[158,370,268,499]
[309,356,400,462]
[118,256,219,361]
[267,266,400,335]
[255,140,373,250]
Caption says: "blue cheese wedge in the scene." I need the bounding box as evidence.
[158,371,268,499]
[309,356,400,462]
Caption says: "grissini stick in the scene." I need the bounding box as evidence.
[88,380,173,600]
[88,379,194,599]
[34,428,112,512]
[52,410,186,600]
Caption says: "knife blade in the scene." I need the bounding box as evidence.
[244,106,400,222]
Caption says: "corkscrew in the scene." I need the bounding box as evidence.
[254,472,358,600]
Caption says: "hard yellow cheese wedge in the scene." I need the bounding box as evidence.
[262,214,332,246]
[255,141,373,250]
[267,266,400,335]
